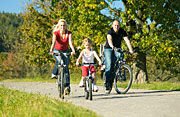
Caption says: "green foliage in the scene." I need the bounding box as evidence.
[108,0,180,79]
[20,0,55,68]
[10,0,180,81]
[0,12,23,52]
[20,0,110,68]
[0,87,97,116]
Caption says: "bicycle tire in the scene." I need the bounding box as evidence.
[60,67,64,99]
[114,64,133,94]
[89,78,92,100]
[57,70,62,98]
[85,79,89,100]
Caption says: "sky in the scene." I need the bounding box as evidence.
[0,0,124,14]
[0,0,28,14]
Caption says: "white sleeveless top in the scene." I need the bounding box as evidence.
[82,49,94,64]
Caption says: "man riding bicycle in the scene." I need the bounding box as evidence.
[104,20,134,93]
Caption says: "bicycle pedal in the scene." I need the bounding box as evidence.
[93,90,98,92]
[64,88,70,95]
[65,92,70,95]
[79,85,85,88]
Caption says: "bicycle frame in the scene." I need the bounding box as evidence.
[85,64,94,91]
[81,63,97,100]
[101,49,133,94]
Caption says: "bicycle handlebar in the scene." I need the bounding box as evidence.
[116,49,131,54]
[78,63,100,67]
[53,52,70,56]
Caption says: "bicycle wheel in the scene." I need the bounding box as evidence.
[60,67,65,99]
[114,64,133,94]
[84,79,89,100]
[57,70,62,98]
[89,78,92,100]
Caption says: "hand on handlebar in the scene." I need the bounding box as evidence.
[129,50,134,55]
[49,51,54,55]
[98,61,102,66]
[76,62,79,66]
[113,47,118,51]
[71,51,76,56]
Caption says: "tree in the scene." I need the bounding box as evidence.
[21,0,110,71]
[0,12,23,52]
[104,0,180,82]
[23,0,180,81]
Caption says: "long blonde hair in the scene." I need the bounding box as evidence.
[53,19,69,32]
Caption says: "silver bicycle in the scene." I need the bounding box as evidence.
[54,52,70,99]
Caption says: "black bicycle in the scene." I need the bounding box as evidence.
[79,63,98,101]
[53,52,70,99]
[101,49,133,94]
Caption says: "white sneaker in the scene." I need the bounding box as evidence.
[93,85,98,92]
[101,65,105,71]
[79,80,84,87]
[51,74,57,79]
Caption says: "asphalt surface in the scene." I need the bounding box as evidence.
[1,81,180,117]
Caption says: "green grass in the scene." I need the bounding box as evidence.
[131,82,180,91]
[2,77,180,91]
[0,87,97,117]
[1,77,55,83]
[1,68,180,91]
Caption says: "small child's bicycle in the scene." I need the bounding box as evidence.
[80,63,98,101]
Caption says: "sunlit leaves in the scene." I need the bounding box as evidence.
[20,0,111,68]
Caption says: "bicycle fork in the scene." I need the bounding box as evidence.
[85,76,94,92]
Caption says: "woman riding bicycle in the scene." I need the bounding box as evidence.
[104,20,134,93]
[76,38,102,92]
[49,19,76,94]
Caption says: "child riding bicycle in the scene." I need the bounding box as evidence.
[76,38,102,92]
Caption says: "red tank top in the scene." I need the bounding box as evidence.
[54,30,72,51]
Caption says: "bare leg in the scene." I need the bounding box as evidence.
[92,73,97,85]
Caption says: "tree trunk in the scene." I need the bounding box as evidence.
[132,49,149,84]
[122,0,149,83]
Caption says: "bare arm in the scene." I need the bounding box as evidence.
[49,33,56,54]
[93,51,102,65]
[124,36,134,54]
[69,33,76,55]
[76,50,84,65]
[107,34,114,49]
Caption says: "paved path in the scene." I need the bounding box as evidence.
[1,81,180,117]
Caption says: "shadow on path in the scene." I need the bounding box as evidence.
[71,90,180,100]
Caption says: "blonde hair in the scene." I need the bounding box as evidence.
[53,19,69,32]
[83,38,92,46]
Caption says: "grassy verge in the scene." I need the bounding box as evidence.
[0,87,97,117]
[1,77,180,91]
[1,68,180,91]
[131,82,180,91]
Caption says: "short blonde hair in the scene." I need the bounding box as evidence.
[53,19,69,32]
[83,38,92,46]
